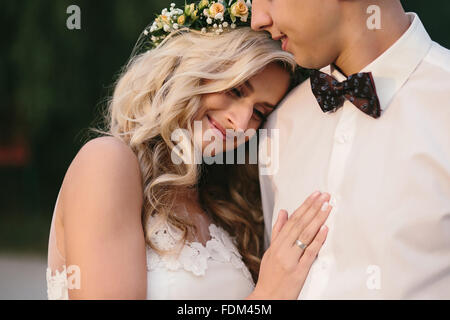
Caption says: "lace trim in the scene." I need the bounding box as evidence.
[146,218,254,284]
[46,266,69,300]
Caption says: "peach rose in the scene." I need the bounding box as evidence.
[209,3,225,19]
[231,0,249,22]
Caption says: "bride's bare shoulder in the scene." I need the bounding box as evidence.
[76,136,138,163]
[69,136,140,177]
[60,135,143,217]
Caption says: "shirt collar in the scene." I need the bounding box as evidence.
[324,12,432,112]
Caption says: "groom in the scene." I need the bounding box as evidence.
[252,0,450,299]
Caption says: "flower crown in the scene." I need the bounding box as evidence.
[142,0,252,49]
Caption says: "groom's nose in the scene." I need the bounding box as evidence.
[250,0,273,32]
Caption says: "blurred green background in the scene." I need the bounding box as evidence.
[1,0,450,256]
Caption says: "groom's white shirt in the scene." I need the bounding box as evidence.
[259,13,450,299]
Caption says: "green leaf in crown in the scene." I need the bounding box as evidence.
[141,0,252,49]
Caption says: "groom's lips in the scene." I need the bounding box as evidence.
[281,36,289,51]
[272,35,288,51]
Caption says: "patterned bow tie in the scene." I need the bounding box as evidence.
[310,69,382,119]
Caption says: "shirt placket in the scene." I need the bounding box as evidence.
[309,100,358,298]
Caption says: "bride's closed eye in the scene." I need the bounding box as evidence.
[253,107,268,122]
[228,87,244,98]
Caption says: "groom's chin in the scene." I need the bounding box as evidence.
[294,55,335,71]
[290,46,338,70]
[290,51,319,70]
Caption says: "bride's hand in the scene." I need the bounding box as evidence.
[248,191,331,300]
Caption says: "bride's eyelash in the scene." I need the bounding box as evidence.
[228,87,243,98]
[253,108,267,122]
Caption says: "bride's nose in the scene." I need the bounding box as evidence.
[225,102,253,131]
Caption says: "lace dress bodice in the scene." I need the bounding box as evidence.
[47,214,255,300]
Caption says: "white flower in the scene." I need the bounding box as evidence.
[222,21,228,28]
[170,3,176,7]
[231,23,236,29]
[214,12,224,20]
[215,29,221,35]
[213,23,218,28]
[161,254,182,271]
[206,239,230,262]
[143,30,149,36]
[163,24,171,32]
[173,23,179,30]
[201,27,207,34]
[180,243,210,276]
[146,250,162,270]
[206,17,213,24]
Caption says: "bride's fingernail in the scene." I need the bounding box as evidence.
[321,202,329,211]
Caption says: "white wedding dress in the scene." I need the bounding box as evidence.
[46,211,255,300]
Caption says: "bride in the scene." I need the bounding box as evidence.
[47,0,332,299]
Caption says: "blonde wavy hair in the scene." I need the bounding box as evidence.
[92,27,300,282]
